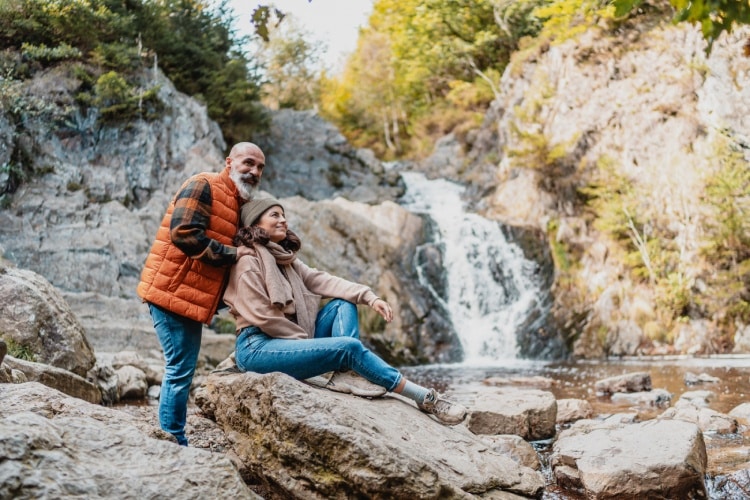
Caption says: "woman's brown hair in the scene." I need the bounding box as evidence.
[234,225,301,253]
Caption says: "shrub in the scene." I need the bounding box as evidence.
[4,337,35,362]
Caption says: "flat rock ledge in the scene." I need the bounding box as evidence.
[195,370,545,499]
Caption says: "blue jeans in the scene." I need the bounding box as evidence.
[235,299,402,391]
[148,302,202,446]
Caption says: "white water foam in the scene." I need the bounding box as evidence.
[400,171,544,364]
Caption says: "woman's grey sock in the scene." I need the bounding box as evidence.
[399,380,430,404]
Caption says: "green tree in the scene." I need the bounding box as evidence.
[613,0,750,52]
[254,13,324,110]
[0,0,266,145]
[319,0,544,157]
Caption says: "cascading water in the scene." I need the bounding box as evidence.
[399,171,547,365]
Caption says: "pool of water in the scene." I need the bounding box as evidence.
[401,355,750,498]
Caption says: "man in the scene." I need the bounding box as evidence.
[137,142,265,446]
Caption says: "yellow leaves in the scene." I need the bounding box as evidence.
[533,0,616,44]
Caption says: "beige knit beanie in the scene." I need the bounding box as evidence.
[241,197,283,227]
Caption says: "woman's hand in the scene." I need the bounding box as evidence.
[372,298,393,323]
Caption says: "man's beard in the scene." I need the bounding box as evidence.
[230,169,259,201]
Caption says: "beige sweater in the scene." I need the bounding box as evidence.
[224,249,379,339]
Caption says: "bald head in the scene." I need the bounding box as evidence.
[229,142,264,160]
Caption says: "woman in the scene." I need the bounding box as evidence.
[223,197,467,426]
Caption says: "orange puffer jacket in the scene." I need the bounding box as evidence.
[137,167,240,324]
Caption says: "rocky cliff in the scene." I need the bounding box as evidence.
[0,64,457,364]
[422,18,750,357]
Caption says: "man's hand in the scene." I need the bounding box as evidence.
[236,245,255,260]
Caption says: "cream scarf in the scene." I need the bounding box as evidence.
[254,241,315,337]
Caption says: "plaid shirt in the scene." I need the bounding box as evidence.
[169,177,237,267]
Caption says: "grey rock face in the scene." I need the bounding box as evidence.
[0,262,95,376]
[0,382,257,500]
[431,19,750,357]
[195,370,545,499]
[0,66,449,364]
[255,109,405,203]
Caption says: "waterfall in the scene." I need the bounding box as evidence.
[399,171,547,364]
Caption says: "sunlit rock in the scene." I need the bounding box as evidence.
[677,390,716,407]
[551,419,707,498]
[728,402,750,424]
[684,371,721,385]
[594,371,652,394]
[659,402,738,435]
[610,388,672,408]
[556,398,594,424]
[465,388,557,440]
[477,434,541,470]
[195,370,545,499]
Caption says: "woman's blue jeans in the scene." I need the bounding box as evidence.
[149,303,202,446]
[235,299,402,391]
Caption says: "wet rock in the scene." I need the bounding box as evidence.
[551,419,708,498]
[678,390,715,407]
[684,371,720,385]
[710,468,750,498]
[195,371,545,499]
[556,398,594,424]
[0,382,256,499]
[610,388,672,408]
[659,402,738,435]
[478,434,541,470]
[594,371,652,394]
[728,402,750,424]
[465,389,557,440]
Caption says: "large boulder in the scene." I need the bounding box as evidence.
[465,388,557,440]
[0,382,257,499]
[195,371,545,499]
[0,263,95,377]
[550,419,708,498]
